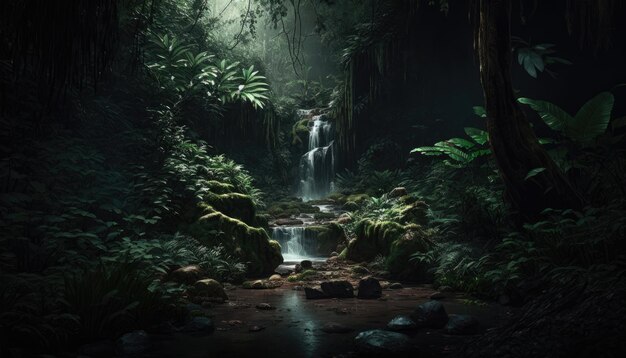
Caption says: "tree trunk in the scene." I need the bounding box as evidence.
[477,0,584,220]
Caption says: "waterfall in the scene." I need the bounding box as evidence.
[299,114,335,201]
[272,226,308,262]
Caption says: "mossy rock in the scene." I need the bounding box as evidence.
[346,193,370,205]
[386,225,434,280]
[292,118,310,146]
[346,220,405,262]
[327,193,347,205]
[392,197,429,225]
[287,269,319,282]
[184,205,283,276]
[314,212,336,220]
[205,180,236,194]
[206,192,256,225]
[304,223,347,256]
[266,199,320,218]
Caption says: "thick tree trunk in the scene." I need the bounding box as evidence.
[477,0,584,219]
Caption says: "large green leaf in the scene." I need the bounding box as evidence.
[464,127,489,145]
[568,92,614,143]
[517,97,572,132]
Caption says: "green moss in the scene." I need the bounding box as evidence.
[204,192,257,225]
[266,199,320,218]
[287,269,318,282]
[346,193,370,205]
[304,223,346,255]
[292,119,310,146]
[205,180,236,194]
[346,219,404,262]
[184,206,283,276]
[314,212,336,220]
[327,193,347,205]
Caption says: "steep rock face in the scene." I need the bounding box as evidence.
[184,203,283,276]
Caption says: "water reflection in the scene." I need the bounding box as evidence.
[281,290,319,357]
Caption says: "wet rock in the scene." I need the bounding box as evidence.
[79,340,115,357]
[304,287,328,299]
[182,317,215,334]
[439,285,453,292]
[269,274,282,281]
[295,264,303,273]
[321,280,354,298]
[256,303,275,310]
[351,265,370,275]
[116,330,150,355]
[445,314,479,335]
[389,282,403,290]
[242,279,266,289]
[169,265,204,285]
[193,279,228,300]
[321,322,353,333]
[387,315,418,331]
[330,251,339,257]
[275,266,293,276]
[300,260,313,269]
[354,329,413,356]
[430,291,445,299]
[357,277,382,299]
[275,218,304,226]
[411,300,449,328]
[388,187,408,198]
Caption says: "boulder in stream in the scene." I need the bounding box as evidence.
[354,329,414,356]
[321,280,354,298]
[357,277,382,299]
[411,300,449,328]
[387,315,418,331]
[444,314,479,335]
[304,286,328,299]
[192,279,228,300]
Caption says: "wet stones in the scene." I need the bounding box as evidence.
[192,279,228,300]
[321,280,354,298]
[411,300,449,328]
[354,329,413,356]
[357,277,382,299]
[389,282,403,290]
[255,303,275,310]
[304,287,328,299]
[300,259,313,269]
[169,265,204,285]
[387,315,418,331]
[274,218,304,226]
[444,314,479,335]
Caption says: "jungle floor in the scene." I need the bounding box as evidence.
[133,203,515,358]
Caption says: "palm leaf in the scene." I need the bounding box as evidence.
[568,92,614,143]
[517,97,572,132]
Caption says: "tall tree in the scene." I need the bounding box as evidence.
[476,0,585,219]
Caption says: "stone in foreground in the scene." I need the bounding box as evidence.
[354,329,414,356]
[445,314,479,335]
[304,287,328,299]
[181,317,215,334]
[387,315,418,331]
[321,280,354,298]
[193,279,228,300]
[411,300,448,328]
[357,277,382,299]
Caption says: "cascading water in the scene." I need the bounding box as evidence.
[299,114,335,201]
[272,226,308,262]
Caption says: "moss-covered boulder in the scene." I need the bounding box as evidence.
[206,192,256,225]
[304,222,347,256]
[184,205,283,276]
[386,224,434,279]
[346,220,405,262]
[266,198,320,218]
[292,118,310,146]
[391,195,429,225]
[346,193,370,205]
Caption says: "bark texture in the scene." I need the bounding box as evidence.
[477,0,584,219]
